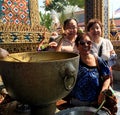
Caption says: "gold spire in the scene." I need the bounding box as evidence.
[110,16,117,32]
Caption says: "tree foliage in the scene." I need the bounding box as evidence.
[44,0,84,12]
[39,12,52,30]
[67,0,84,8]
[41,0,85,30]
[44,0,69,12]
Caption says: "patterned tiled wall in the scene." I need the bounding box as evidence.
[0,0,48,53]
[103,0,110,39]
[0,0,30,25]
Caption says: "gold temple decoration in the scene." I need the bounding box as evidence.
[29,0,41,26]
[110,17,120,40]
[0,0,50,53]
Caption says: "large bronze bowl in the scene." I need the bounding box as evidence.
[0,51,79,107]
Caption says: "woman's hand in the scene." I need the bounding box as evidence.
[110,50,116,55]
[46,42,58,51]
[49,41,58,48]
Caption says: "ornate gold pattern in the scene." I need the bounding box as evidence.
[29,0,41,26]
[110,18,120,40]
[0,0,50,53]
[0,43,39,53]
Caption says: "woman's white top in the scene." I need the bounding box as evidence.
[91,37,114,61]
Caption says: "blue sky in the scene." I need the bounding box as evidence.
[38,0,120,18]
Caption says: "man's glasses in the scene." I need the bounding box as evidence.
[78,40,92,46]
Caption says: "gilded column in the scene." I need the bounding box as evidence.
[29,0,40,26]
[85,0,104,25]
[85,0,94,25]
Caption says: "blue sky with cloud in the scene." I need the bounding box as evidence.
[38,0,120,18]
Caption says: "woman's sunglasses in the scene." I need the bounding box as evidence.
[78,41,92,46]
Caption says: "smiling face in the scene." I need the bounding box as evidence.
[89,23,102,39]
[76,33,92,55]
[64,19,78,38]
[86,19,103,40]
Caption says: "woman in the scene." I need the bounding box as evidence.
[86,19,117,67]
[86,19,117,86]
[59,32,117,114]
[56,18,79,53]
[69,33,111,106]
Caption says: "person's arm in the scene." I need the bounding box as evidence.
[101,76,111,92]
[55,38,63,52]
[107,40,117,66]
[55,33,67,52]
[105,39,116,56]
[98,76,110,105]
[97,57,111,104]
